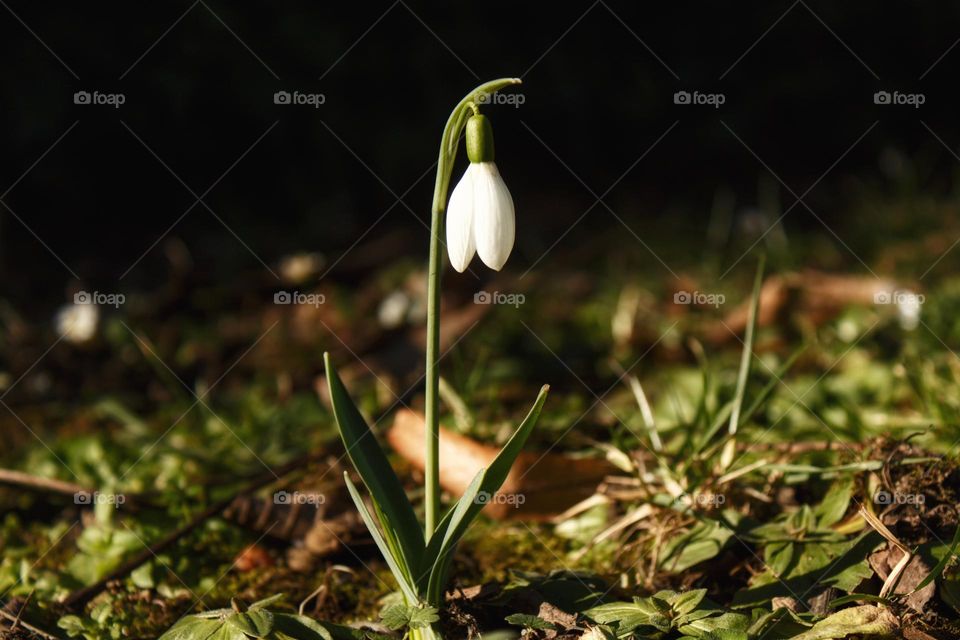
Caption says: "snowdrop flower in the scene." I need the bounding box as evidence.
[446,114,515,272]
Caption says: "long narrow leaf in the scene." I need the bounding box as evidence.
[342,472,419,603]
[697,345,805,457]
[913,522,960,593]
[324,353,424,572]
[720,257,764,470]
[727,256,765,437]
[424,385,549,597]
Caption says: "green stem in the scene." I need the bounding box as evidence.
[409,626,442,640]
[424,78,521,536]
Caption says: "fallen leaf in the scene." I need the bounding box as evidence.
[388,409,616,520]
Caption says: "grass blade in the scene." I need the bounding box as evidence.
[913,522,960,593]
[697,345,805,458]
[720,257,765,470]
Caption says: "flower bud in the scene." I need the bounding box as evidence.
[465,114,495,163]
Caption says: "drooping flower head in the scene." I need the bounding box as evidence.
[446,113,515,272]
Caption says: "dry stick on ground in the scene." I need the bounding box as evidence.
[0,469,90,496]
[62,453,320,611]
[0,468,165,510]
[0,607,60,640]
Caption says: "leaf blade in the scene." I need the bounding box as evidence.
[343,472,419,603]
[324,354,424,573]
[424,385,549,599]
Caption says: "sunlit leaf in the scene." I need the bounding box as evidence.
[659,519,734,573]
[225,609,273,638]
[342,473,418,603]
[324,354,424,577]
[424,385,549,599]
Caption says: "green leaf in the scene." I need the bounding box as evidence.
[679,613,750,640]
[379,603,410,630]
[670,589,708,615]
[424,385,550,599]
[697,346,804,452]
[343,473,419,603]
[788,605,898,640]
[157,616,231,640]
[765,541,794,578]
[158,601,369,640]
[913,521,960,593]
[210,626,251,640]
[225,609,274,638]
[58,615,91,637]
[407,606,440,629]
[324,354,424,578]
[678,612,749,640]
[379,603,438,631]
[727,257,765,438]
[659,519,734,573]
[250,594,286,610]
[272,613,370,640]
[941,578,960,614]
[584,597,671,635]
[815,477,853,529]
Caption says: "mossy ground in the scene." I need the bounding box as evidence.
[3,189,960,638]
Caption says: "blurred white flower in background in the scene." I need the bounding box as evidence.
[378,290,411,329]
[56,302,99,344]
[896,290,922,331]
[279,251,326,284]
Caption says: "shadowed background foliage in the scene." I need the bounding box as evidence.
[2,1,959,308]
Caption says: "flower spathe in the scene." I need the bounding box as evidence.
[446,161,515,272]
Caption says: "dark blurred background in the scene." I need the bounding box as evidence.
[2,1,959,311]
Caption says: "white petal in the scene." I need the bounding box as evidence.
[472,163,515,271]
[445,166,477,272]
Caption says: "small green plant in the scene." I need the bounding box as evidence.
[584,588,750,639]
[153,594,384,640]
[324,78,549,639]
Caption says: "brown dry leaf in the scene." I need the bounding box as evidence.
[388,409,616,520]
[705,270,900,343]
[771,596,801,613]
[537,602,577,630]
[868,544,936,613]
[233,544,273,572]
[902,627,939,640]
